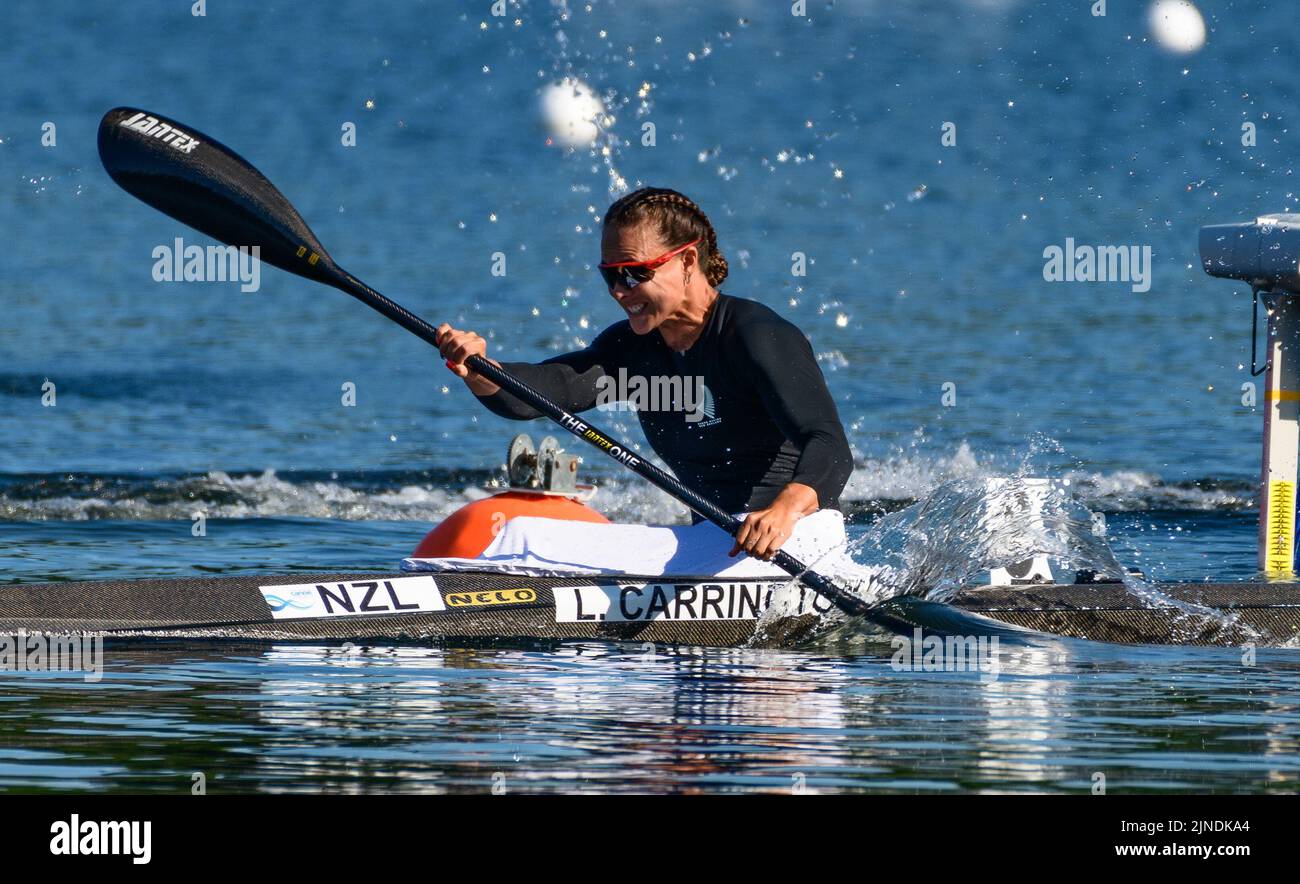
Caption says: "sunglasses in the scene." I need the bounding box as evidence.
[598,238,702,290]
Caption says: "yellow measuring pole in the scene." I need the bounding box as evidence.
[1259,295,1300,576]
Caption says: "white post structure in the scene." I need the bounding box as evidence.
[1259,294,1300,575]
[1200,214,1300,577]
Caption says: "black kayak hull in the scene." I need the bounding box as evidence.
[2,572,1298,647]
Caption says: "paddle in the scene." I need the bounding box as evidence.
[96,106,886,623]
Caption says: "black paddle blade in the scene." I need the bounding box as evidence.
[98,107,338,284]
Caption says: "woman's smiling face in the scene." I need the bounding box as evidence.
[600,223,694,335]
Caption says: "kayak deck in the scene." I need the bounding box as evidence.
[1,572,1298,646]
[0,572,783,646]
[949,581,1300,646]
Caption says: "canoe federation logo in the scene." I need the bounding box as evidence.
[118,111,202,154]
[695,384,720,428]
[259,576,445,620]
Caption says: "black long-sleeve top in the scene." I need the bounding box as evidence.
[476,293,854,518]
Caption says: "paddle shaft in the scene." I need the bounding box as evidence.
[333,270,871,616]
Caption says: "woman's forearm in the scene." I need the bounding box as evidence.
[773,482,820,516]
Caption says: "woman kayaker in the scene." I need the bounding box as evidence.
[436,187,853,561]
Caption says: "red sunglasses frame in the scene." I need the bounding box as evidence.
[598,238,702,290]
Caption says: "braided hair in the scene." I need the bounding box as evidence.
[603,187,729,287]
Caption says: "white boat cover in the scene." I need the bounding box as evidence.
[402,509,854,579]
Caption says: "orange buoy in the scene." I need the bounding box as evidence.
[412,491,609,559]
[415,433,608,559]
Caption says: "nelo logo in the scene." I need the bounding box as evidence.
[446,588,537,607]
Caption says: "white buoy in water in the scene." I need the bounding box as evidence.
[540,78,605,147]
[1148,0,1207,54]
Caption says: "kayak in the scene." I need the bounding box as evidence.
[3,571,1297,646]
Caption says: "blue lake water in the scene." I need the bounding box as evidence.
[2,0,1298,793]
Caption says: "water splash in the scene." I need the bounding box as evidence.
[0,455,1259,523]
[754,476,1259,647]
